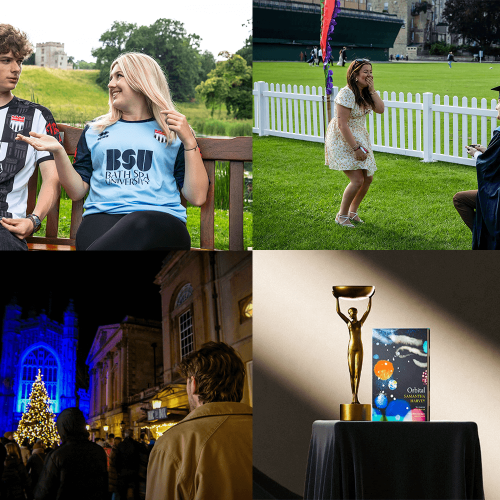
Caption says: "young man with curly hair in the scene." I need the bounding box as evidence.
[0,24,60,250]
[146,341,252,500]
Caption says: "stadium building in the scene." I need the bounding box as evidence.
[254,0,404,62]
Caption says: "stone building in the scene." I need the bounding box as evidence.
[367,0,452,59]
[144,251,252,438]
[86,251,253,441]
[254,0,455,61]
[154,251,253,403]
[86,316,163,440]
[0,299,88,434]
[35,42,68,69]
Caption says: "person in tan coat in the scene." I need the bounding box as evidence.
[145,342,252,500]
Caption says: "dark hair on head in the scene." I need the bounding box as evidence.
[0,24,33,59]
[5,442,20,460]
[56,407,89,442]
[179,341,245,404]
[346,59,375,111]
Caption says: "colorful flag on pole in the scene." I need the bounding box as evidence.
[320,0,341,95]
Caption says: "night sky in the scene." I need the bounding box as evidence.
[0,253,170,389]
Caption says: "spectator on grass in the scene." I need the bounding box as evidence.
[447,51,454,68]
[0,24,61,251]
[455,86,500,249]
[341,47,347,66]
[15,52,209,251]
[325,59,384,228]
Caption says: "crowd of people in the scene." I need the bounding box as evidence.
[0,341,252,500]
[0,424,155,500]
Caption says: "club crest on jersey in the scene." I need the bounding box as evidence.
[154,129,167,143]
[10,115,25,133]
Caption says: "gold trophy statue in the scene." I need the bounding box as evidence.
[332,286,375,421]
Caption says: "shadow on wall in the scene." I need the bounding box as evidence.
[253,467,303,499]
[254,362,332,498]
[359,251,500,347]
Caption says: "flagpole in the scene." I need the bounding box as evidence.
[320,0,341,165]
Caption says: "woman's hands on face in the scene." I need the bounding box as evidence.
[366,75,375,93]
[15,132,63,153]
[160,110,197,149]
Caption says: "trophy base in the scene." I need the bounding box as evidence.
[340,403,372,421]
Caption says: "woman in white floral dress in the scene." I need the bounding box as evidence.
[326,59,385,227]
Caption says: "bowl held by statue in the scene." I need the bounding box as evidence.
[332,286,375,299]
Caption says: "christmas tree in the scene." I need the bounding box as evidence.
[14,369,60,447]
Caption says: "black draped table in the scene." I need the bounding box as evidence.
[304,421,484,500]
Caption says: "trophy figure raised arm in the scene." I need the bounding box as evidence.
[332,286,375,421]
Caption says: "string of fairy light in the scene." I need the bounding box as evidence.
[14,369,60,447]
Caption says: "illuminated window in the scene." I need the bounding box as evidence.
[179,310,194,359]
[19,348,58,413]
[239,295,253,323]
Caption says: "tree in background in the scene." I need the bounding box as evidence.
[92,19,215,102]
[442,0,500,48]
[23,53,35,65]
[14,369,60,447]
[196,53,252,119]
[92,21,137,88]
[236,19,252,67]
[236,35,252,67]
[74,60,96,70]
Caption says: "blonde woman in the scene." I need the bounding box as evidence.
[326,59,384,227]
[15,52,209,250]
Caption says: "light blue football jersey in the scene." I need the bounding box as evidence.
[73,118,186,222]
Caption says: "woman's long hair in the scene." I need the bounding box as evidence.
[92,52,177,145]
[346,60,375,111]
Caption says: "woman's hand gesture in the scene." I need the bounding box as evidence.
[366,75,375,93]
[160,110,197,149]
[354,148,367,161]
[15,131,63,153]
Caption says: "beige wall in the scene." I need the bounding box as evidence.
[254,250,500,497]
[155,251,253,406]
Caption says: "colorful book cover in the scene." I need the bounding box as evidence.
[372,328,429,421]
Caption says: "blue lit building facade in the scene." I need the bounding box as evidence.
[0,299,89,434]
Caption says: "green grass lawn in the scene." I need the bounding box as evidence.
[252,61,494,249]
[254,61,500,102]
[18,66,252,135]
[254,136,475,249]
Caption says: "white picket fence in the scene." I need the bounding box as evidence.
[253,80,499,166]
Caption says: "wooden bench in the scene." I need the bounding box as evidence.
[26,124,252,251]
